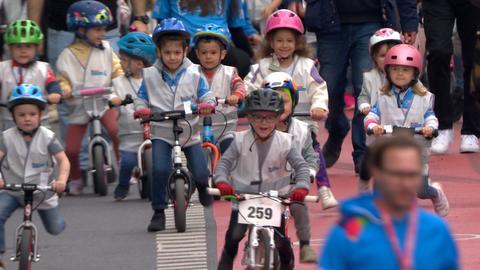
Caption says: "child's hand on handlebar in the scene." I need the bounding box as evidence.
[362,106,371,115]
[52,180,67,194]
[422,126,434,138]
[216,182,234,196]
[290,188,309,202]
[372,125,384,136]
[227,95,240,105]
[197,103,215,115]
[310,108,328,121]
[133,108,152,119]
[110,96,122,107]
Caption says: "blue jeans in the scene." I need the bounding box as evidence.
[151,140,210,210]
[316,23,381,162]
[117,151,138,192]
[0,192,65,258]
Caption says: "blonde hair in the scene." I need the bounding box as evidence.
[260,29,312,59]
[380,80,429,96]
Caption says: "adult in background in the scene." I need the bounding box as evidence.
[304,0,418,173]
[151,0,260,78]
[319,136,459,270]
[424,0,480,154]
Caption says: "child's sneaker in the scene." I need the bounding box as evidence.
[67,180,83,196]
[460,135,480,153]
[431,129,453,154]
[318,186,338,209]
[431,182,449,217]
[129,176,138,185]
[114,186,129,201]
[300,245,317,263]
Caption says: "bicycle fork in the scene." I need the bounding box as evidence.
[245,226,275,268]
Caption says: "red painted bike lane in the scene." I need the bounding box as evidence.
[212,121,480,270]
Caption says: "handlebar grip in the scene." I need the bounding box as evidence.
[431,129,439,138]
[197,103,216,114]
[304,195,319,203]
[207,188,221,196]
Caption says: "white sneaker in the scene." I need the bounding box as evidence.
[431,182,449,217]
[129,176,138,185]
[460,135,480,153]
[318,186,338,209]
[431,129,453,154]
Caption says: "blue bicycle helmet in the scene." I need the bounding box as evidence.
[66,0,113,31]
[193,23,230,49]
[152,18,190,45]
[8,84,47,111]
[118,32,157,66]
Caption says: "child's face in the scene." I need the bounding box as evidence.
[248,111,280,139]
[374,44,389,72]
[84,26,107,46]
[119,52,144,76]
[276,90,292,121]
[389,65,416,88]
[270,29,296,60]
[10,44,37,64]
[158,40,187,73]
[195,40,226,70]
[13,104,41,132]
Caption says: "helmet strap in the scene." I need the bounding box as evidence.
[124,58,133,77]
[17,126,39,137]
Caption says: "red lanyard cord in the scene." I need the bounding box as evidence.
[379,204,418,270]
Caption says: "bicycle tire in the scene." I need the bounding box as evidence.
[138,148,152,200]
[93,145,108,196]
[255,229,272,270]
[173,177,187,232]
[18,228,32,270]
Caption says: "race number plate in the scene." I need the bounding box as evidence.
[237,197,283,227]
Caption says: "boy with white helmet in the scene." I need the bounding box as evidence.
[263,71,336,263]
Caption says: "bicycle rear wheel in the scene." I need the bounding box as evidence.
[93,145,108,196]
[18,228,33,270]
[173,177,187,232]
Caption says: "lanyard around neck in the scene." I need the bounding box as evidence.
[379,204,418,270]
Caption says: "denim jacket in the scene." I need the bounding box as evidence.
[304,0,418,33]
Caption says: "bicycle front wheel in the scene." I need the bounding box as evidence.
[93,145,108,196]
[254,229,272,270]
[18,228,33,270]
[138,148,152,200]
[173,177,187,233]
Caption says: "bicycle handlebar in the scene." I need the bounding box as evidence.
[76,87,112,97]
[206,188,319,203]
[366,125,439,138]
[134,103,216,122]
[2,183,53,192]
[292,112,311,118]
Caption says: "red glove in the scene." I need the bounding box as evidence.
[133,108,151,119]
[216,182,234,196]
[290,188,309,202]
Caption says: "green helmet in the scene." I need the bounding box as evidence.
[4,20,44,45]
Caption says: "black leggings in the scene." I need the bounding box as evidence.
[187,46,251,79]
[218,210,294,270]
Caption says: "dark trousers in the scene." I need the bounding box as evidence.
[218,210,294,270]
[424,0,480,135]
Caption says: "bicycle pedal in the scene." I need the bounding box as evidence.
[9,255,19,261]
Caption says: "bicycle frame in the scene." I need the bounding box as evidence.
[137,121,152,177]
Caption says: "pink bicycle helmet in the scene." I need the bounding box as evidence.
[369,28,402,53]
[383,44,423,72]
[264,9,304,35]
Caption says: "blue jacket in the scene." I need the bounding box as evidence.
[153,0,257,39]
[304,0,419,34]
[318,193,459,270]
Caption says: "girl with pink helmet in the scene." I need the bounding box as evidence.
[245,9,333,263]
[364,44,450,217]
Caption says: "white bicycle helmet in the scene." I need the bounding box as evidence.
[369,28,402,53]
